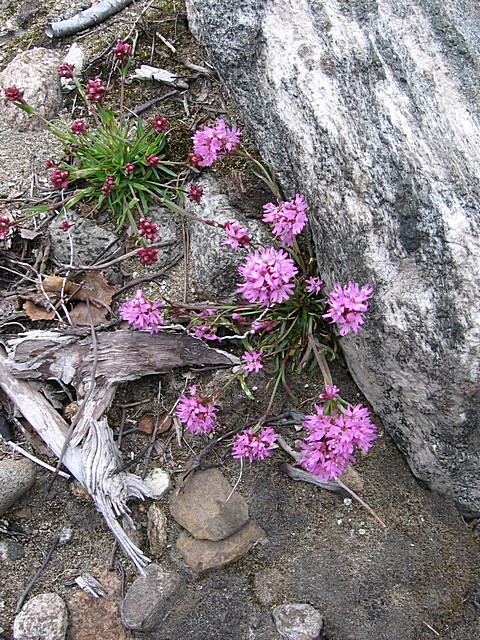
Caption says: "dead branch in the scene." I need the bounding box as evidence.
[46,0,134,39]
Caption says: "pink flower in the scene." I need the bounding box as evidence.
[71,120,88,135]
[57,63,74,78]
[152,115,169,133]
[237,247,298,307]
[4,86,26,104]
[176,385,218,435]
[323,282,374,336]
[146,154,159,166]
[124,163,135,175]
[137,247,158,265]
[49,169,69,190]
[188,324,217,341]
[319,384,339,401]
[299,398,376,481]
[188,184,203,203]
[262,194,308,246]
[139,218,158,242]
[223,220,252,251]
[241,351,263,373]
[251,319,276,333]
[188,152,202,167]
[0,215,14,240]
[86,78,107,104]
[112,39,131,62]
[192,119,241,167]
[305,276,323,295]
[118,289,165,334]
[232,426,278,463]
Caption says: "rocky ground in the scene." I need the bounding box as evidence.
[0,2,479,640]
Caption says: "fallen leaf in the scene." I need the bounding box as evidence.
[69,301,108,326]
[40,275,76,296]
[69,272,115,309]
[137,412,172,435]
[23,300,56,321]
[20,228,41,240]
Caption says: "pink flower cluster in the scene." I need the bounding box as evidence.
[299,396,376,481]
[57,63,74,79]
[176,385,218,435]
[101,176,115,195]
[223,221,251,251]
[112,39,131,62]
[232,426,278,463]
[323,282,373,336]
[188,184,203,203]
[137,247,158,265]
[192,119,241,167]
[262,194,309,246]
[152,115,169,133]
[118,289,165,333]
[241,350,263,373]
[49,169,69,190]
[237,247,298,307]
[71,120,88,135]
[4,86,26,104]
[0,216,13,240]
[139,218,158,242]
[86,78,107,104]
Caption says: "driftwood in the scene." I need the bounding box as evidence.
[45,0,133,39]
[0,329,237,572]
[131,65,189,90]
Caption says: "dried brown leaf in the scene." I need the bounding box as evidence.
[137,412,172,435]
[22,300,56,321]
[69,272,116,309]
[69,301,108,327]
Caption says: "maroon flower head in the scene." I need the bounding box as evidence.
[112,39,132,62]
[57,62,75,79]
[152,115,169,133]
[188,184,203,204]
[86,78,108,104]
[138,247,158,266]
[4,86,26,104]
[124,163,135,175]
[0,216,13,240]
[146,154,159,167]
[139,218,158,242]
[105,176,115,186]
[44,160,56,170]
[58,221,72,232]
[49,169,70,190]
[71,120,88,135]
[188,152,202,168]
[101,184,111,195]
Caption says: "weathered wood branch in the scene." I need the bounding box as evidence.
[46,0,134,39]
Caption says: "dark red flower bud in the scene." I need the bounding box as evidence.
[57,63,75,79]
[137,247,158,266]
[188,184,203,204]
[152,115,169,133]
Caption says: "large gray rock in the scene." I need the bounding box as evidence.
[0,457,37,516]
[186,0,480,512]
[13,593,68,640]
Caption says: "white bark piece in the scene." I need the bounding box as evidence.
[46,0,134,39]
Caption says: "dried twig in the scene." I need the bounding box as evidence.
[46,0,134,38]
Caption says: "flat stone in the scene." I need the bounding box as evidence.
[0,538,25,562]
[148,206,181,268]
[120,563,184,632]
[169,468,250,541]
[68,568,126,640]
[13,593,68,640]
[147,503,168,557]
[49,214,121,267]
[176,518,266,572]
[272,604,324,640]
[0,457,37,516]
[143,467,171,500]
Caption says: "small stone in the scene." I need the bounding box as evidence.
[176,518,266,572]
[13,593,68,640]
[0,538,25,562]
[147,503,167,556]
[120,563,184,632]
[0,458,37,516]
[341,466,364,493]
[143,467,171,500]
[253,567,285,606]
[272,603,324,640]
[68,568,126,640]
[49,214,121,266]
[169,468,250,541]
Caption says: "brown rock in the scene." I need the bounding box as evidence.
[120,563,184,631]
[68,568,126,640]
[176,519,266,572]
[169,468,250,541]
[147,503,168,557]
